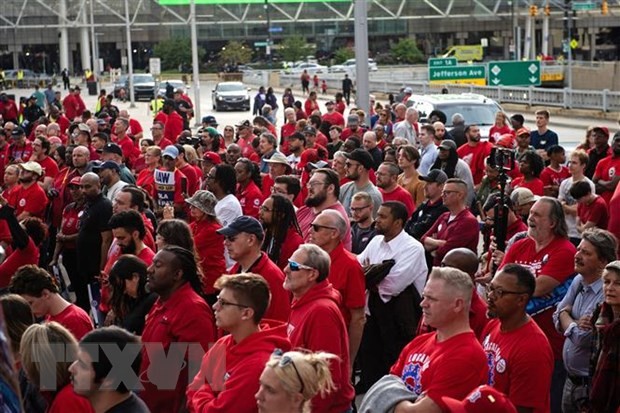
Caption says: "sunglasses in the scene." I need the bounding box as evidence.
[311,224,336,232]
[288,260,314,272]
[273,349,305,394]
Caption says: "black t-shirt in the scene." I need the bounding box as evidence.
[351,221,377,255]
[105,393,150,413]
[405,198,448,240]
[77,193,113,278]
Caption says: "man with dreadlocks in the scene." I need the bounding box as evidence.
[139,245,216,413]
[259,193,303,270]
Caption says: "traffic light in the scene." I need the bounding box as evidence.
[530,5,538,16]
[602,0,608,14]
[544,5,550,16]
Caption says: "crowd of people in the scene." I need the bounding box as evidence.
[0,79,619,413]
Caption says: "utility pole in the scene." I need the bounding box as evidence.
[190,0,201,126]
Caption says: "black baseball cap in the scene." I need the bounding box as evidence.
[216,216,265,239]
[343,148,374,170]
[102,143,123,157]
[420,169,448,184]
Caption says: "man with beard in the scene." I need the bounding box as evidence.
[94,161,128,202]
[104,210,155,276]
[481,263,553,412]
[7,161,48,220]
[456,124,493,186]
[76,172,113,311]
[431,139,475,206]
[339,148,383,216]
[296,168,352,250]
[286,132,305,174]
[593,130,620,204]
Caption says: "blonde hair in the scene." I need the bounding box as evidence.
[267,351,337,413]
[429,266,474,308]
[182,145,199,164]
[20,322,78,391]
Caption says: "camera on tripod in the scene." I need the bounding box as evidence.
[488,147,516,171]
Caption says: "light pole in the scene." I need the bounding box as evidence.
[265,0,272,68]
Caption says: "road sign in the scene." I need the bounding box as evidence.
[149,58,161,76]
[254,41,269,47]
[570,39,579,49]
[428,57,458,68]
[429,65,486,86]
[268,26,283,33]
[572,1,596,11]
[488,60,541,86]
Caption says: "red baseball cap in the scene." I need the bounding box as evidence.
[202,151,221,165]
[69,176,82,186]
[496,134,516,149]
[592,126,609,138]
[442,385,518,413]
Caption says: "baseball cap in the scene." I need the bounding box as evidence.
[347,115,360,125]
[205,127,221,137]
[325,100,335,106]
[102,143,123,157]
[162,145,179,159]
[217,216,265,239]
[77,123,91,133]
[19,161,43,176]
[11,127,25,137]
[510,187,539,207]
[202,115,218,126]
[592,126,610,138]
[265,152,291,168]
[96,118,108,126]
[68,176,82,187]
[404,87,413,94]
[303,126,317,135]
[236,120,252,129]
[438,139,457,151]
[297,149,318,169]
[202,151,222,165]
[309,160,329,170]
[496,134,516,149]
[185,190,217,216]
[442,385,517,413]
[516,127,530,136]
[605,260,620,273]
[93,161,121,173]
[343,148,374,170]
[420,169,448,184]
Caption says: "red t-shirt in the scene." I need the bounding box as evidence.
[0,237,39,287]
[236,181,263,219]
[577,195,609,229]
[335,100,346,114]
[192,219,226,295]
[540,165,570,188]
[164,111,184,143]
[304,99,320,116]
[328,243,366,326]
[457,142,493,185]
[279,122,297,155]
[500,236,577,360]
[116,135,139,167]
[47,384,94,413]
[488,125,514,143]
[36,155,60,179]
[511,177,544,196]
[381,186,415,216]
[8,183,49,218]
[179,163,200,196]
[61,204,82,249]
[593,155,620,204]
[47,304,94,340]
[137,167,156,198]
[322,111,345,127]
[296,203,352,251]
[155,137,173,149]
[481,318,554,413]
[390,331,488,410]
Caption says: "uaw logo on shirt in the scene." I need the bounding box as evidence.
[482,335,506,386]
[401,353,430,396]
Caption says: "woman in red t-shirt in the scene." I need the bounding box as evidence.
[136,146,162,199]
[488,111,514,143]
[511,150,545,196]
[132,138,154,175]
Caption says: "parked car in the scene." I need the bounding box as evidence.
[158,80,186,96]
[289,62,327,76]
[113,74,156,101]
[211,81,250,112]
[406,93,503,138]
[329,58,378,73]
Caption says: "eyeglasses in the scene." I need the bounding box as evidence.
[311,224,336,232]
[485,284,528,299]
[215,296,249,309]
[306,181,326,189]
[224,128,234,132]
[273,349,305,394]
[441,190,459,196]
[288,260,314,272]
[350,205,370,212]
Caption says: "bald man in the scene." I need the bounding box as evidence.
[75,172,113,311]
[416,248,489,338]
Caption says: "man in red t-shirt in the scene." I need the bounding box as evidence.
[376,162,415,216]
[8,161,49,220]
[385,267,488,412]
[309,210,366,369]
[570,180,609,232]
[499,197,577,413]
[162,99,184,144]
[10,265,94,340]
[321,100,345,128]
[593,131,620,204]
[456,125,493,186]
[482,264,554,413]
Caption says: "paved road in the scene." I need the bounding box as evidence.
[5,81,618,153]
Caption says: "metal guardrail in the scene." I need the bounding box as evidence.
[266,74,620,112]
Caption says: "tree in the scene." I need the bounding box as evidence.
[279,36,313,62]
[390,38,424,64]
[153,38,206,71]
[218,40,253,66]
[333,47,355,64]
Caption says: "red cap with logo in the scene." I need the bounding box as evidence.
[441,385,518,413]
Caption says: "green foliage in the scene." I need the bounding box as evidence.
[153,38,206,71]
[390,38,424,64]
[218,41,253,66]
[279,36,313,62]
[333,47,355,64]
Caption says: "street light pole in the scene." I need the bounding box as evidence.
[265,0,271,68]
[124,0,135,107]
[190,0,201,126]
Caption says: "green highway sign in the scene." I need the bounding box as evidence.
[159,0,347,4]
[428,57,458,68]
[572,1,596,10]
[254,41,269,47]
[429,65,486,85]
[488,60,541,86]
